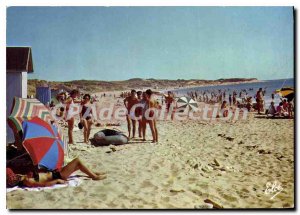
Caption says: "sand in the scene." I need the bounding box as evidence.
[6,95,294,209]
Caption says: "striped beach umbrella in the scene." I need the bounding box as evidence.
[275,87,294,101]
[7,97,55,137]
[176,96,198,111]
[22,117,64,170]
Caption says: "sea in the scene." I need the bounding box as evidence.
[171,78,294,108]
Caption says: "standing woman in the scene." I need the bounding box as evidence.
[142,89,158,143]
[80,94,94,143]
[65,89,80,144]
[256,88,264,114]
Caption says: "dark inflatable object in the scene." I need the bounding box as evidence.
[90,129,128,146]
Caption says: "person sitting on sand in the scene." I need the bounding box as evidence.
[65,89,81,144]
[124,90,139,138]
[276,102,288,117]
[267,101,277,117]
[6,157,106,188]
[282,99,288,112]
[142,89,158,143]
[80,94,94,143]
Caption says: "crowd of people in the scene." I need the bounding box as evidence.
[267,99,294,118]
[49,88,176,145]
[51,86,294,145]
[122,89,176,143]
[50,90,96,144]
[7,85,294,189]
[183,87,294,118]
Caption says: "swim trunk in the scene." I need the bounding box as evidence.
[128,111,137,120]
[51,171,62,180]
[85,115,92,120]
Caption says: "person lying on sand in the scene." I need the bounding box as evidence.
[6,158,106,188]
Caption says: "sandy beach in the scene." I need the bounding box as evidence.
[6,94,294,209]
[5,6,295,210]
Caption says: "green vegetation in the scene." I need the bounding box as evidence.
[28,78,258,96]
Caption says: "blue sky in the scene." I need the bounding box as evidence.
[6,6,294,81]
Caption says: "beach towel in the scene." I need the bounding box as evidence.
[6,175,82,193]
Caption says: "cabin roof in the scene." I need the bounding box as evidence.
[6,47,34,73]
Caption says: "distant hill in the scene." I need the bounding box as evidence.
[27,78,258,96]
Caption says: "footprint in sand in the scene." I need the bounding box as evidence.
[217,189,239,202]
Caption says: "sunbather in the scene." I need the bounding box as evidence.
[7,157,106,188]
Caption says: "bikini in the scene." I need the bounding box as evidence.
[81,104,92,120]
[51,170,62,180]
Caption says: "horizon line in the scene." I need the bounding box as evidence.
[27,77,294,83]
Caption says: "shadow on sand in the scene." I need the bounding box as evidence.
[254,115,293,120]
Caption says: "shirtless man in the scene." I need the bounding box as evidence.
[124,90,139,138]
[164,91,174,113]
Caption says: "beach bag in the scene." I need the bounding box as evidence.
[78,122,83,129]
[90,129,128,146]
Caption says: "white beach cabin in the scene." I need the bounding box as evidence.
[6,47,34,144]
